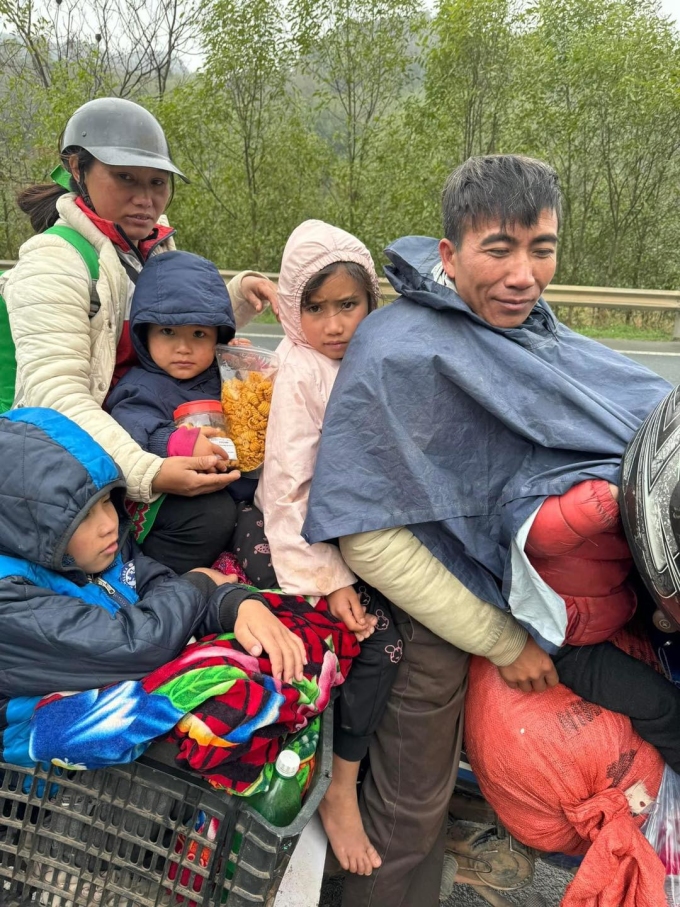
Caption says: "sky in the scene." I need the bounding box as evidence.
[661,0,680,22]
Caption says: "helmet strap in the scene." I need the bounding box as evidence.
[51,162,94,211]
[76,174,94,211]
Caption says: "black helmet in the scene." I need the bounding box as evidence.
[620,386,680,629]
[61,97,188,182]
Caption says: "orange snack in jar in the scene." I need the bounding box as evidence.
[215,345,278,475]
[221,371,274,472]
[173,400,240,469]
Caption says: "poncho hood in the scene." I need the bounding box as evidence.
[303,235,671,645]
[384,235,561,333]
[277,219,380,349]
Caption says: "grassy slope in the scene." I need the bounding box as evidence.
[254,305,677,340]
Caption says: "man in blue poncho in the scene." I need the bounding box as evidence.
[303,155,672,907]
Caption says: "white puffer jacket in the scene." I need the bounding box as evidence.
[3,193,260,502]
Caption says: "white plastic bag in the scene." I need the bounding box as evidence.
[642,765,680,906]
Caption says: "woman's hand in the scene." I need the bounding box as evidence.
[327,586,377,641]
[240,275,279,318]
[234,599,307,683]
[152,455,241,496]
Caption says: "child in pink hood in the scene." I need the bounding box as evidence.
[255,220,400,876]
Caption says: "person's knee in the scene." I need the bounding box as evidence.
[188,488,237,544]
[143,490,237,571]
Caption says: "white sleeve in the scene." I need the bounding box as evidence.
[5,237,162,501]
[227,271,270,331]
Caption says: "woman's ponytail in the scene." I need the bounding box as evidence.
[16,148,94,233]
[16,183,69,233]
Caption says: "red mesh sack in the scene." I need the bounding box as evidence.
[465,631,666,907]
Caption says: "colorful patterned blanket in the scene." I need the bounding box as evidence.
[3,592,358,794]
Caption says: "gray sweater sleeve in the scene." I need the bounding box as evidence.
[339,527,528,666]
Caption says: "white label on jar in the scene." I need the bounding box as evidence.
[210,437,238,460]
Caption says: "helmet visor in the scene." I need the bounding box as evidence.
[85,144,189,182]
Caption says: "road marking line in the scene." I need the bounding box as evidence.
[241,332,283,339]
[618,350,680,357]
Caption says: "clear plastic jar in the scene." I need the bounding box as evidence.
[173,400,239,469]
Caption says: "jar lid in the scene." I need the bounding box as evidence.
[173,400,224,419]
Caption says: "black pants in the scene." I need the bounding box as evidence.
[334,585,402,762]
[230,503,279,589]
[554,641,680,773]
[141,490,237,574]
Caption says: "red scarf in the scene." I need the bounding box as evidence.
[74,197,174,258]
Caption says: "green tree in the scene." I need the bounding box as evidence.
[159,0,328,268]
[510,0,680,289]
[2,0,680,301]
[357,0,520,260]
[178,0,313,266]
[292,0,424,236]
[424,0,519,161]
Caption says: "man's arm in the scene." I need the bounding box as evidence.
[339,527,526,664]
[340,527,559,691]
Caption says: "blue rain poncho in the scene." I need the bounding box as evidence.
[303,236,671,647]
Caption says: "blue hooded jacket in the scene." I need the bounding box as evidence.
[0,408,260,724]
[303,236,671,649]
[105,250,236,456]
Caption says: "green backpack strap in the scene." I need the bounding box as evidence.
[0,226,99,413]
[0,273,15,413]
[44,225,99,281]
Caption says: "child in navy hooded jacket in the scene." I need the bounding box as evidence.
[0,408,306,760]
[106,251,256,572]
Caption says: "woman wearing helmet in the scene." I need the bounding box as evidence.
[3,97,277,568]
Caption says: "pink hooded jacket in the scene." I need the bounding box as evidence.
[255,220,380,597]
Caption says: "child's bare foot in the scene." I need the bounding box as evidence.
[318,773,382,875]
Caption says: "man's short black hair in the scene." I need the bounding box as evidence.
[442,154,562,247]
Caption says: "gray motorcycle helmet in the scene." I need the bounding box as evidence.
[61,97,188,182]
[620,385,680,630]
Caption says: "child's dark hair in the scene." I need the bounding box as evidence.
[17,148,95,234]
[301,261,380,312]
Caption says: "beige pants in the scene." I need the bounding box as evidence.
[342,607,469,907]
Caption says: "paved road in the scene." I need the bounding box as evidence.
[595,339,680,384]
[320,860,574,907]
[246,323,673,905]
[243,325,680,386]
[241,323,286,351]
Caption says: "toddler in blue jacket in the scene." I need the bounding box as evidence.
[0,407,306,764]
[106,250,261,573]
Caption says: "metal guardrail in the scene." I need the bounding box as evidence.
[4,261,680,333]
[216,270,680,311]
[543,284,680,312]
[220,271,680,337]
